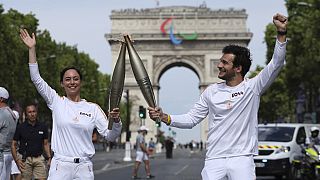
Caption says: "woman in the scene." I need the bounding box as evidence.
[20,29,122,180]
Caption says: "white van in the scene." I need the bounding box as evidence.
[254,123,320,179]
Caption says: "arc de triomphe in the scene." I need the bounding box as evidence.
[105,6,252,144]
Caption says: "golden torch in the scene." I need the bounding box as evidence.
[124,35,160,123]
[108,41,126,130]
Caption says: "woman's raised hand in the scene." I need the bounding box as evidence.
[20,29,36,49]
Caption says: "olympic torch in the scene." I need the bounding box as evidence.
[108,41,126,130]
[124,35,160,123]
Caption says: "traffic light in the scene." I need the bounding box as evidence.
[139,105,146,119]
[156,121,161,127]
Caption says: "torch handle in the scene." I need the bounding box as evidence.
[155,117,161,123]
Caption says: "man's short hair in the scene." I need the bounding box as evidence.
[222,45,252,77]
[24,102,38,113]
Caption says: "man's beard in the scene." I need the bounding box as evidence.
[218,70,236,81]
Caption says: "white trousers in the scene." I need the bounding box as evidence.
[135,151,149,162]
[0,153,13,180]
[201,155,256,180]
[48,157,93,180]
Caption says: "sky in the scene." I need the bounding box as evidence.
[1,0,287,143]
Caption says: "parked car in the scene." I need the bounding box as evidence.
[254,123,320,179]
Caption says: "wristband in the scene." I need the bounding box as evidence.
[166,115,171,125]
[277,30,287,35]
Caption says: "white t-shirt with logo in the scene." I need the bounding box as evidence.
[170,40,287,160]
[29,63,121,158]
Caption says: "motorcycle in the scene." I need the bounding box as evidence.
[291,144,320,180]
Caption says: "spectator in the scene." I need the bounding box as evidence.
[132,126,155,179]
[148,138,155,156]
[165,137,174,159]
[0,87,18,179]
[11,103,51,180]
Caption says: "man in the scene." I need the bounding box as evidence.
[0,87,18,179]
[148,13,287,180]
[132,126,155,179]
[11,103,51,180]
[306,126,320,148]
[165,136,174,159]
[148,138,155,156]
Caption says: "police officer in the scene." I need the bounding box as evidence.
[306,127,320,148]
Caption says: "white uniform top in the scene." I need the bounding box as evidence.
[29,63,122,158]
[170,40,287,160]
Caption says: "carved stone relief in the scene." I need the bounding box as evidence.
[210,59,220,77]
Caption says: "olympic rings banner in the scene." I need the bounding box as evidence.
[160,17,198,45]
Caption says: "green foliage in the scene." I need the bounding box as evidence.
[256,0,320,123]
[0,7,39,108]
[249,65,294,123]
[285,0,320,114]
[249,23,295,123]
[0,5,111,126]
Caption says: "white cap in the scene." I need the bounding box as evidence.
[138,125,149,132]
[311,126,319,132]
[0,87,9,99]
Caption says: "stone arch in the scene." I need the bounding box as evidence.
[106,6,252,144]
[153,56,204,87]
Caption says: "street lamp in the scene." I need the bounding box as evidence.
[125,89,131,141]
[123,89,132,161]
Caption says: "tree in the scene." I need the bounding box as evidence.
[0,5,111,127]
[248,23,295,123]
[285,0,320,121]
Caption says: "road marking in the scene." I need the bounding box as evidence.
[94,162,134,174]
[94,163,111,174]
[107,163,134,171]
[174,164,189,176]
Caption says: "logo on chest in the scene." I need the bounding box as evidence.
[79,112,92,118]
[231,91,244,98]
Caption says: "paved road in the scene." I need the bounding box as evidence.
[93,148,204,180]
[92,148,276,180]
